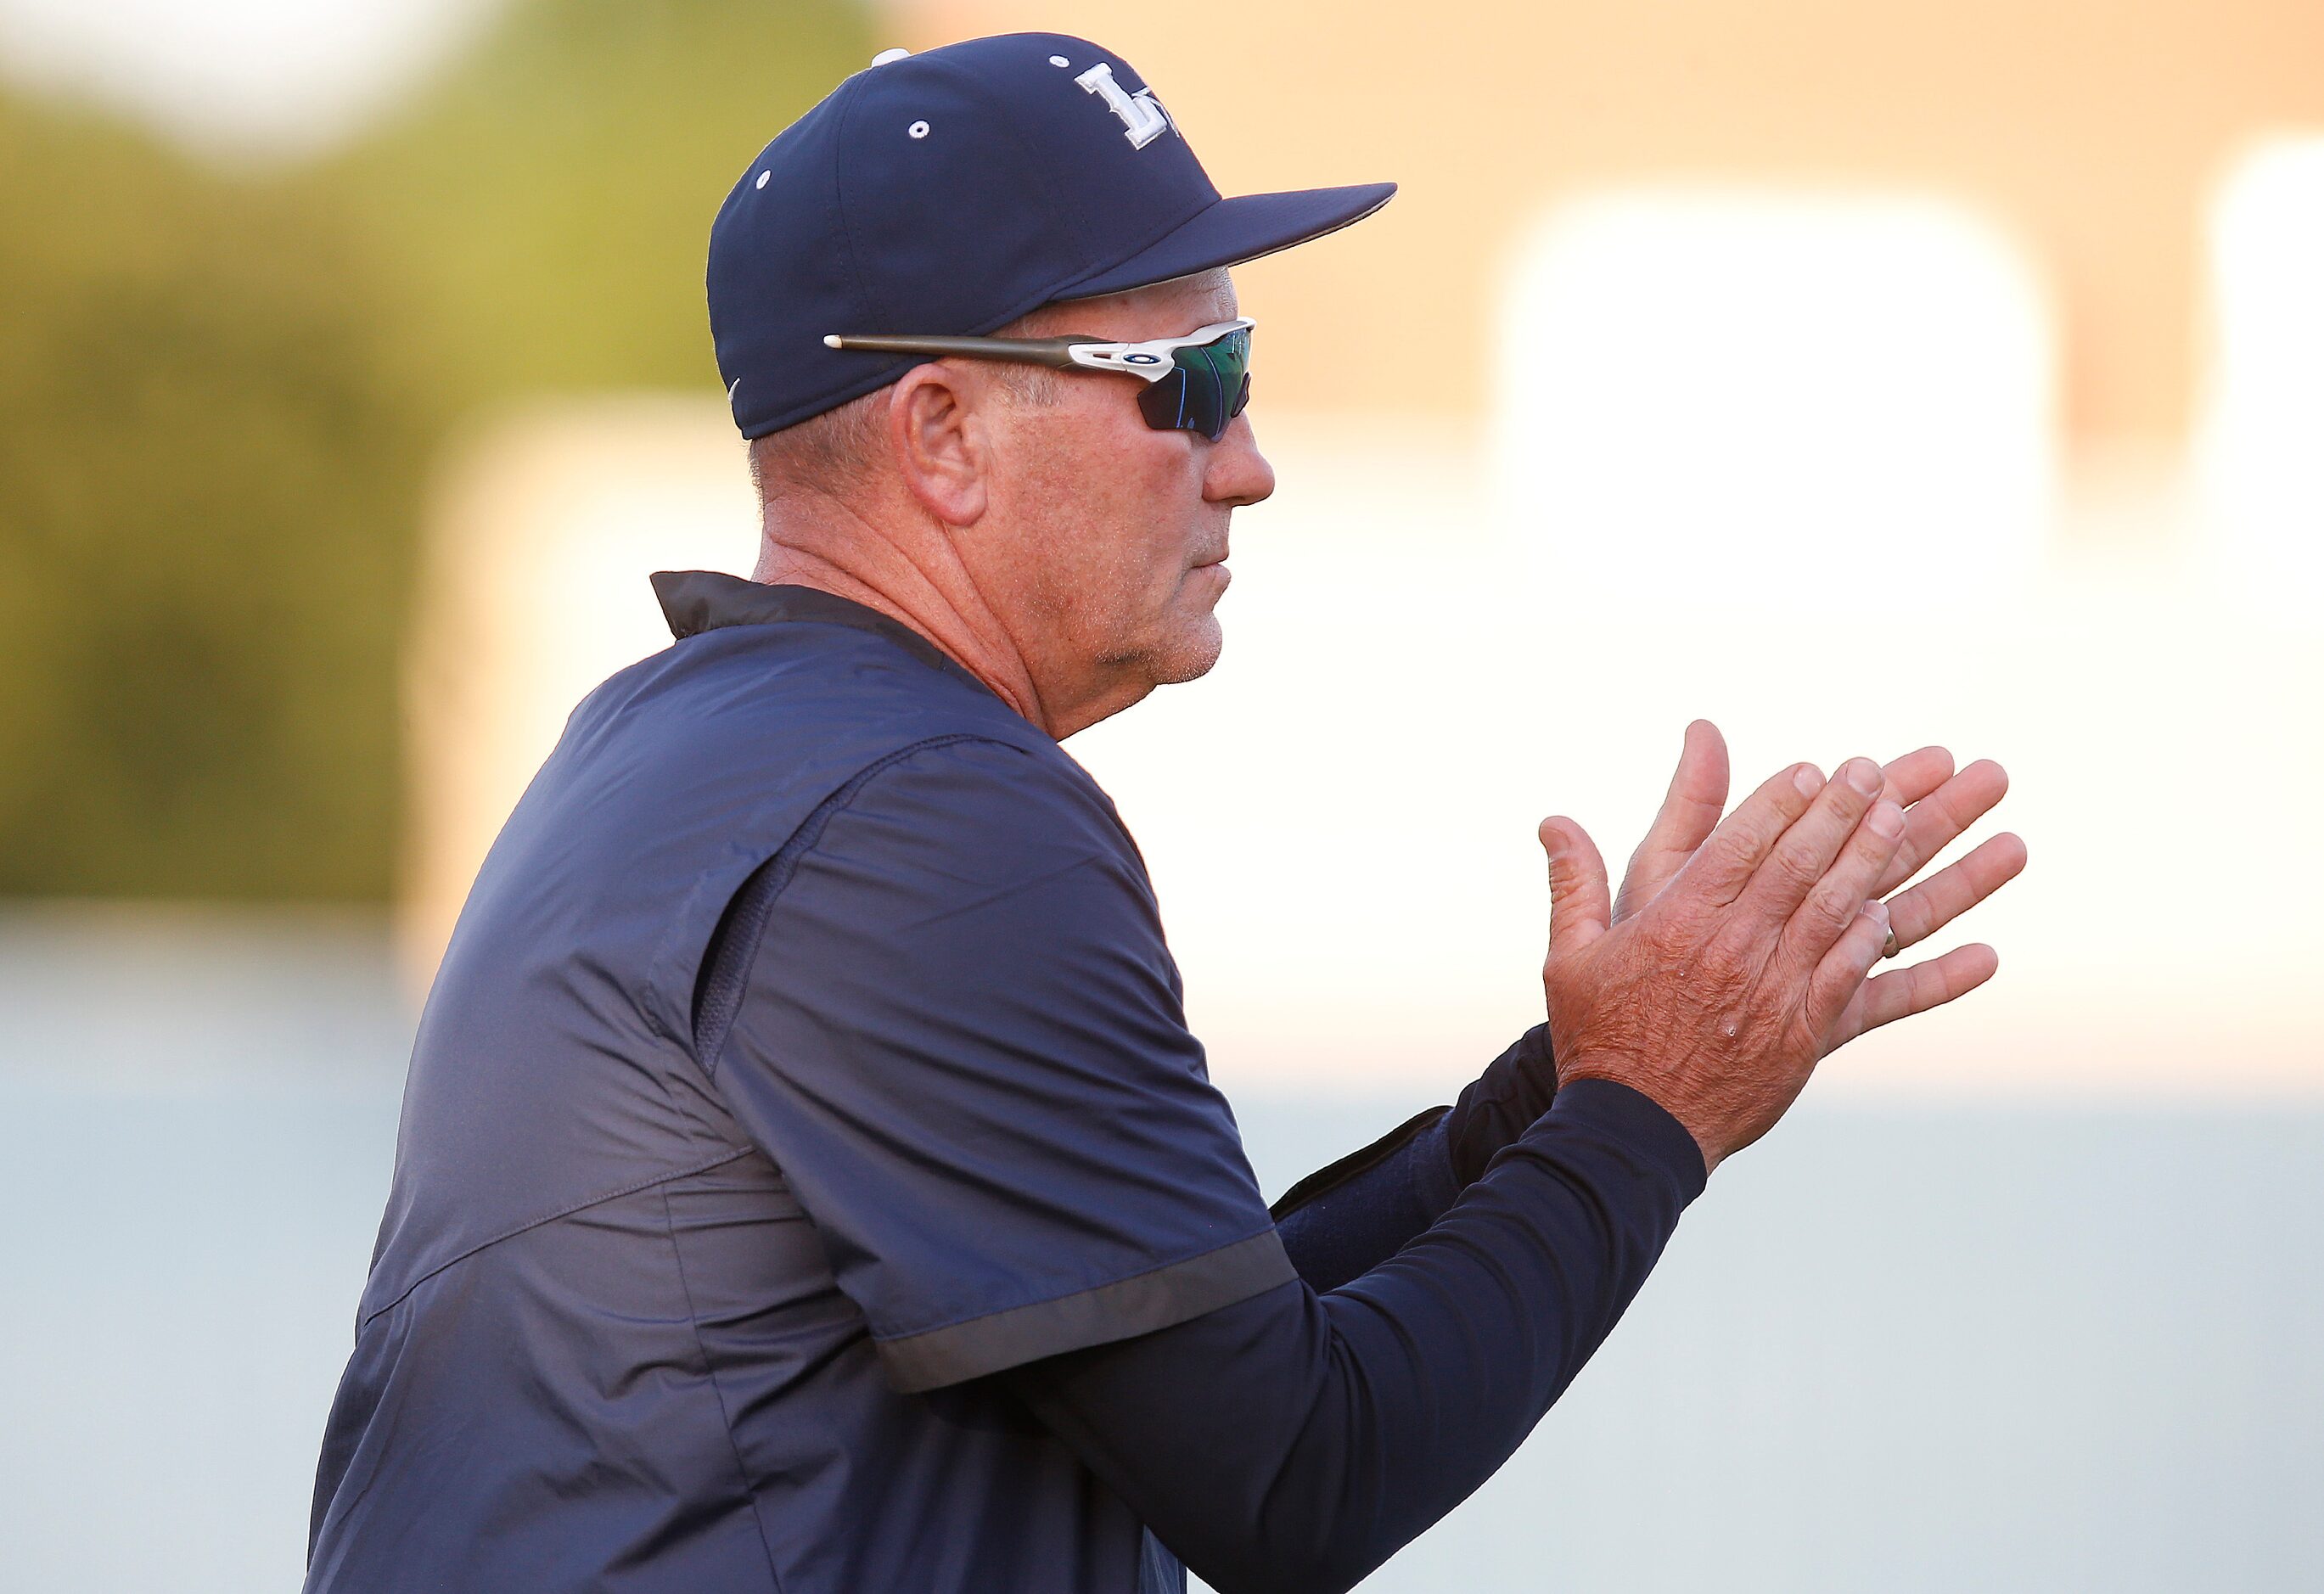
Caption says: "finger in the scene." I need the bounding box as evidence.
[1878,745,1954,810]
[1851,943,2001,1035]
[1735,756,1889,918]
[1615,720,1732,921]
[1805,898,1890,1037]
[1540,816,1613,955]
[1883,832,2027,955]
[1873,759,2009,898]
[1784,796,1907,958]
[1670,760,1827,906]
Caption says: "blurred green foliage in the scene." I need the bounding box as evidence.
[0,0,870,899]
[323,0,873,411]
[0,96,428,898]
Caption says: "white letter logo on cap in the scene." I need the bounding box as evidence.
[1075,62,1171,150]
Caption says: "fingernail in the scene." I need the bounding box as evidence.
[1844,759,1883,797]
[1867,800,1905,839]
[1867,897,1890,925]
[1793,765,1823,797]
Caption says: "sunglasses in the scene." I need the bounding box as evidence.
[822,317,1255,442]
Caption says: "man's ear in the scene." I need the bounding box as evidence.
[885,363,991,528]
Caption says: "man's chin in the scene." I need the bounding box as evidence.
[1148,614,1225,686]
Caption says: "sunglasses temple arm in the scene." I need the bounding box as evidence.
[822,333,1092,368]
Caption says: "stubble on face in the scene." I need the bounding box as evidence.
[1007,399,1230,696]
[991,273,1247,714]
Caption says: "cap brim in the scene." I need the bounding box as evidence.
[1055,182,1395,300]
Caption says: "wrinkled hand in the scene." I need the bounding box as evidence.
[1539,735,2009,1173]
[1609,722,2024,1051]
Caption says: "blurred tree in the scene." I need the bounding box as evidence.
[0,93,429,898]
[318,0,873,412]
[0,0,869,900]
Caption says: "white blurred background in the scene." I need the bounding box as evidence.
[2,1,2318,1590]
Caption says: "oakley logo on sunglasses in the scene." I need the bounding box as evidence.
[1075,62,1172,150]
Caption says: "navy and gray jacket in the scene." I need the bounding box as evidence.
[304,572,1705,1594]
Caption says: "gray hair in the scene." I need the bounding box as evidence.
[747,268,1231,502]
[748,311,1064,502]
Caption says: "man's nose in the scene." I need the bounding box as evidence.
[1204,415,1276,508]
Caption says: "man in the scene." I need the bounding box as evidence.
[306,32,2024,1594]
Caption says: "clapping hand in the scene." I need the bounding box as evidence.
[1535,721,2025,1171]
[1607,721,2024,1048]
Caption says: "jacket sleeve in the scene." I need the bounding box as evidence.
[701,735,1293,1392]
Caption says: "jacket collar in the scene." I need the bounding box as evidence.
[650,570,991,694]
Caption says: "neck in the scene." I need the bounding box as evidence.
[753,499,1059,733]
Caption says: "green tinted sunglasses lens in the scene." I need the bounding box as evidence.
[1137,328,1252,440]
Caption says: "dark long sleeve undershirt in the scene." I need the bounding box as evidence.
[1005,1078,1706,1594]
[1271,1023,1563,1294]
[1271,1109,1459,1293]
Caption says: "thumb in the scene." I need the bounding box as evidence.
[1539,816,1612,955]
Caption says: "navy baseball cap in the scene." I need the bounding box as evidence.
[708,32,1395,439]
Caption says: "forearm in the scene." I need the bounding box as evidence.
[1271,1024,1560,1293]
[1271,1109,1458,1292]
[1445,1022,1558,1182]
[1009,1079,1704,1594]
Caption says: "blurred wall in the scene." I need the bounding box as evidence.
[393,9,2324,1096]
[900,0,2324,448]
[396,390,2324,1097]
[7,0,2316,1100]
[401,398,756,980]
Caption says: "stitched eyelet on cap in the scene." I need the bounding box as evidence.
[1049,55,1069,66]
[907,121,930,138]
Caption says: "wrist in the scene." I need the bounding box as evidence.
[1538,1076,1711,1196]
[1445,1023,1559,1186]
[1548,1054,1717,1176]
